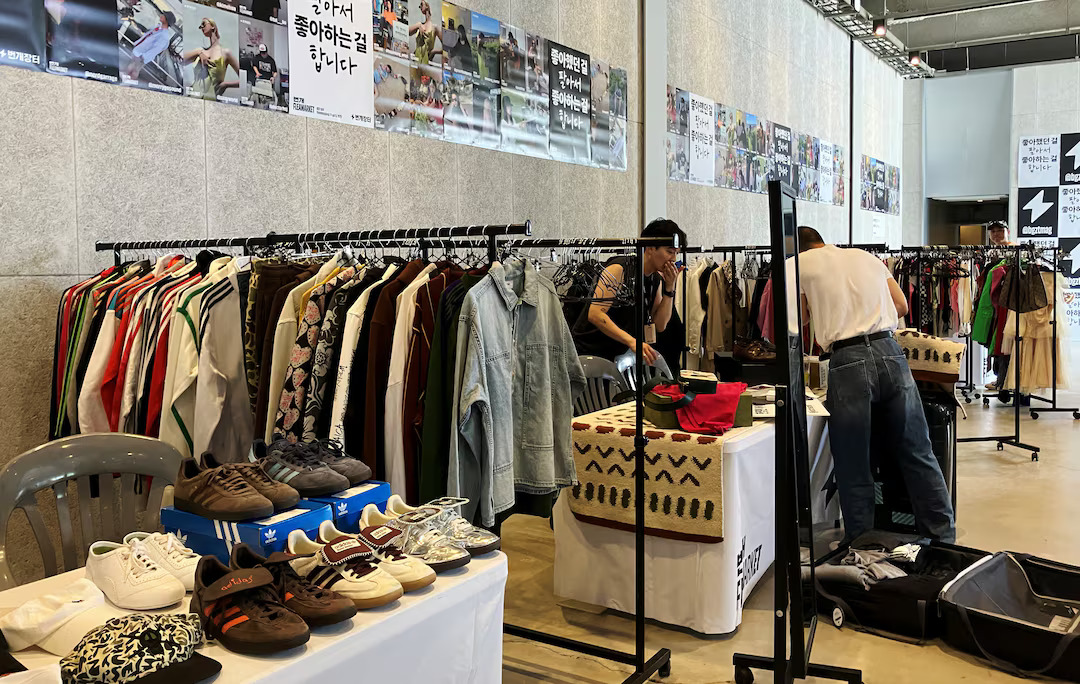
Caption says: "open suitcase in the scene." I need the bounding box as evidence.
[940,552,1080,681]
[814,530,988,640]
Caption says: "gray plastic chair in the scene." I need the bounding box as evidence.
[575,356,627,416]
[0,434,184,588]
[615,349,674,390]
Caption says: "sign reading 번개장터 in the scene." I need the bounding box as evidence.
[288,1,374,126]
[548,41,590,164]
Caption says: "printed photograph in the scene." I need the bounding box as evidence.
[525,33,548,98]
[811,137,820,169]
[440,2,471,73]
[609,67,626,120]
[499,23,525,91]
[118,0,183,92]
[734,110,748,150]
[501,89,547,157]
[182,4,242,102]
[373,0,408,55]
[675,88,689,137]
[187,0,238,12]
[471,80,500,148]
[408,0,442,67]
[411,62,445,138]
[714,143,728,188]
[471,10,499,82]
[46,0,120,80]
[807,167,819,202]
[735,148,748,190]
[753,153,769,193]
[715,104,735,148]
[442,69,475,144]
[238,0,286,24]
[834,172,846,207]
[238,15,286,111]
[609,115,626,171]
[666,131,688,182]
[666,85,677,134]
[374,52,411,132]
[833,145,845,179]
[745,114,765,155]
[590,60,610,169]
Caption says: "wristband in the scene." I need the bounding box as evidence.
[662,288,676,297]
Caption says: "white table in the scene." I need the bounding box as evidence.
[553,422,776,635]
[0,553,508,683]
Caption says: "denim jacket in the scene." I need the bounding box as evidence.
[449,259,586,526]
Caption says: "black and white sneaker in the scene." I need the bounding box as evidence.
[251,440,350,497]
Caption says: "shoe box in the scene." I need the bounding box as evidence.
[305,480,391,532]
[161,501,333,563]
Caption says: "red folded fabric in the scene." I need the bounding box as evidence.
[651,382,748,435]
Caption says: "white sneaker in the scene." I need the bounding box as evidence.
[123,532,200,592]
[84,541,186,610]
[359,503,471,573]
[285,530,403,609]
[318,520,435,592]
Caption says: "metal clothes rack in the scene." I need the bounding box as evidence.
[95,226,675,683]
[1027,247,1080,421]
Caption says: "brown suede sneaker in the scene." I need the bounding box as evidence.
[229,544,356,627]
[190,556,309,655]
[201,452,300,512]
[174,458,274,521]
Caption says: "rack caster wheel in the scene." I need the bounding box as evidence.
[1074,411,1080,420]
[1031,411,1039,420]
[997,442,1004,451]
[734,665,754,684]
[965,397,972,404]
[983,398,990,407]
[1032,452,1040,462]
[658,661,671,678]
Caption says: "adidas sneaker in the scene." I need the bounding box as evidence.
[123,532,200,592]
[286,530,403,609]
[314,439,372,485]
[318,520,435,592]
[359,503,471,573]
[252,439,349,497]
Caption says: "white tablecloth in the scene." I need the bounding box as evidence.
[553,422,776,635]
[0,553,508,684]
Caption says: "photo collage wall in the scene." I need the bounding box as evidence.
[665,85,847,206]
[0,0,628,171]
[859,155,901,216]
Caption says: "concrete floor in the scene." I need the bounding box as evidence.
[500,391,1080,683]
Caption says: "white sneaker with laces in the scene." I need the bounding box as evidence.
[84,541,186,610]
[318,520,435,592]
[285,530,403,609]
[123,531,200,592]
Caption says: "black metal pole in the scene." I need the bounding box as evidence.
[634,242,646,671]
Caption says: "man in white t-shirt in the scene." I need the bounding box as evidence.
[797,226,955,542]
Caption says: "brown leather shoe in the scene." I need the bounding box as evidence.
[201,452,299,512]
[174,458,274,521]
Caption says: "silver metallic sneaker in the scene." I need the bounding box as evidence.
[386,495,501,557]
[359,503,471,573]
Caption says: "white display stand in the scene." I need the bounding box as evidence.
[0,553,508,683]
[553,423,776,635]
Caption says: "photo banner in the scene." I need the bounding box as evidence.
[859,154,900,216]
[288,1,374,125]
[548,40,590,164]
[688,93,714,186]
[0,0,45,71]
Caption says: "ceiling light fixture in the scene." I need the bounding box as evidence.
[909,51,921,66]
[873,18,887,37]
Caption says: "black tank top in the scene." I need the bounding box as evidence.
[571,256,660,361]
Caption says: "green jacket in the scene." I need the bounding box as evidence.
[972,262,1002,346]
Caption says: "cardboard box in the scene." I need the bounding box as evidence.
[305,481,392,533]
[160,501,333,563]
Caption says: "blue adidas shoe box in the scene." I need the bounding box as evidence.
[305,480,392,533]
[160,501,333,563]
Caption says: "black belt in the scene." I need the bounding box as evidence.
[821,331,893,360]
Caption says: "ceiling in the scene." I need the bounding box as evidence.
[861,0,1080,51]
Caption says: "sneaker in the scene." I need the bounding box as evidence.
[318,520,435,592]
[203,450,300,512]
[254,439,350,497]
[190,556,309,655]
[122,531,200,592]
[313,439,372,485]
[286,530,403,609]
[174,458,274,521]
[229,544,356,627]
[84,541,186,610]
[387,495,501,556]
[359,503,471,573]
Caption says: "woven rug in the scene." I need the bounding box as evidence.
[567,404,726,543]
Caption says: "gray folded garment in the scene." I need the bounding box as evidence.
[810,564,875,590]
[842,549,907,581]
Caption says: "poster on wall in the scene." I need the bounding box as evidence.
[46,0,119,82]
[469,10,500,148]
[833,146,846,206]
[548,40,590,164]
[239,16,288,110]
[408,0,444,138]
[1018,135,1060,188]
[688,93,714,186]
[819,141,834,205]
[0,1,46,71]
[183,4,242,102]
[859,154,900,215]
[119,0,184,93]
[608,66,627,171]
[773,124,791,187]
[666,132,688,182]
[239,0,288,24]
[588,60,611,168]
[287,2,373,125]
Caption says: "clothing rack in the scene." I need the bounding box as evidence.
[94,226,676,684]
[1027,247,1080,421]
[901,244,1043,459]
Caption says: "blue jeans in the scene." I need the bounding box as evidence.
[825,336,956,542]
